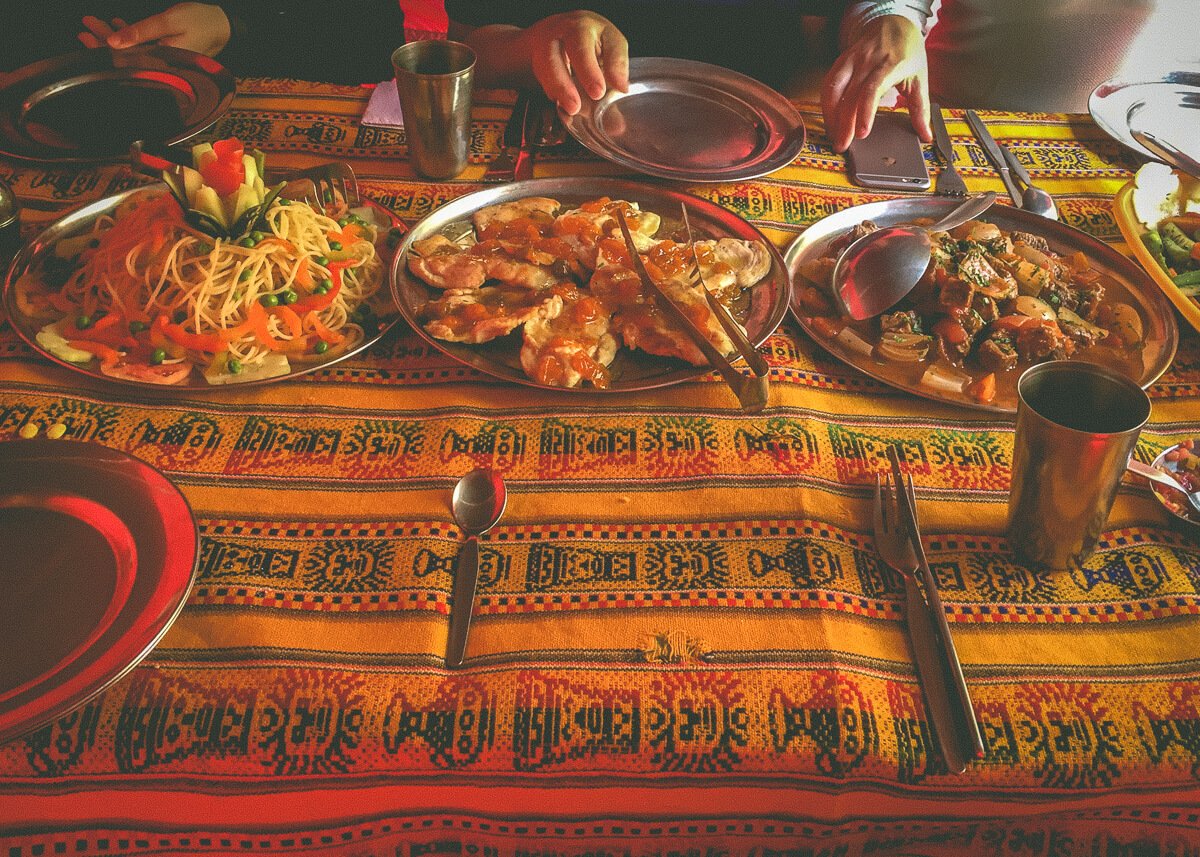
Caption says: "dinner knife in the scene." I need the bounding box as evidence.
[887,447,985,767]
[482,90,532,183]
[964,109,1023,206]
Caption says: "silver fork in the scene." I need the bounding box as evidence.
[930,105,968,198]
[276,162,362,208]
[873,447,982,772]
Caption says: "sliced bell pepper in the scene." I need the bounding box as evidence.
[303,311,344,345]
[153,314,227,353]
[293,261,350,313]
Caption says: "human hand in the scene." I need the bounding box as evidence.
[79,3,232,57]
[821,15,931,153]
[521,11,629,116]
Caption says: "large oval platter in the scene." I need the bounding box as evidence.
[784,197,1178,413]
[3,185,405,390]
[391,177,791,393]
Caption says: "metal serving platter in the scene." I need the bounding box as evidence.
[561,57,806,182]
[3,185,405,390]
[0,439,197,745]
[1089,68,1200,164]
[0,46,236,163]
[785,197,1178,413]
[392,177,791,393]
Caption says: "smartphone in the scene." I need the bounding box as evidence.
[846,111,930,191]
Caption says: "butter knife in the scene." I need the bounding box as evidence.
[483,90,531,183]
[964,109,1022,206]
[1133,128,1200,179]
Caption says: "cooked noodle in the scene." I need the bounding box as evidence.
[57,190,383,372]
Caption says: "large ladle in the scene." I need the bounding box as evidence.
[446,467,508,668]
[831,192,998,320]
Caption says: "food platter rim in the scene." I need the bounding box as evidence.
[390,175,792,394]
[0,437,199,745]
[0,45,237,164]
[560,56,807,182]
[783,195,1179,414]
[2,183,406,392]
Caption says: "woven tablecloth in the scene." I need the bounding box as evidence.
[1,79,1198,855]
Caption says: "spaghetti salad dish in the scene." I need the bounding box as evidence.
[13,138,388,385]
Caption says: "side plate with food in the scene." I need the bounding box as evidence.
[391,177,791,393]
[4,139,405,389]
[785,197,1177,413]
[1113,161,1200,335]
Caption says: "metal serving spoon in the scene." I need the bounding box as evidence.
[446,467,508,668]
[832,192,997,320]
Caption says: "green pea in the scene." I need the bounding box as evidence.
[239,236,258,248]
[227,358,243,374]
[314,255,329,266]
[328,240,342,251]
[250,231,266,242]
[75,314,92,330]
[314,340,329,354]
[337,217,350,227]
[150,348,166,365]
[128,320,148,333]
[317,278,332,292]
[260,293,279,307]
[239,269,251,282]
[282,289,298,305]
[322,189,333,204]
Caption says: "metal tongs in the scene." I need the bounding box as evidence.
[615,207,769,412]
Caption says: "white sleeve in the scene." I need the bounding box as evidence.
[841,1,935,46]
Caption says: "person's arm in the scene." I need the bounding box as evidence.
[451,11,629,115]
[821,1,934,153]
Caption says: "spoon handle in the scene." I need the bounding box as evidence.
[928,191,997,234]
[446,535,480,668]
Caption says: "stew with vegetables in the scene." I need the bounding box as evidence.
[794,216,1149,408]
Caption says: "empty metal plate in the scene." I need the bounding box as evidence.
[1089,68,1200,164]
[561,57,805,182]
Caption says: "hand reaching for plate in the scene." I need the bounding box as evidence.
[77,2,231,57]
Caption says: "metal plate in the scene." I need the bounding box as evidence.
[785,197,1178,413]
[391,177,791,393]
[3,185,404,390]
[0,46,235,163]
[1089,69,1200,163]
[0,439,197,745]
[561,57,805,182]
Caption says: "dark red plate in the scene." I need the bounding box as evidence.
[0,439,197,745]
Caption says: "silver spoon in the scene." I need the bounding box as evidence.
[832,192,997,320]
[1126,458,1200,516]
[447,467,508,668]
[1000,146,1058,220]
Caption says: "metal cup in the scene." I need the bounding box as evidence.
[1007,361,1151,570]
[391,40,476,180]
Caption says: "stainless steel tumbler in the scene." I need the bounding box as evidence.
[1007,361,1151,570]
[391,40,476,180]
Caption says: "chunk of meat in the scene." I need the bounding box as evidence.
[553,199,661,269]
[408,235,487,290]
[691,238,772,303]
[977,334,1019,372]
[592,264,736,366]
[472,197,560,234]
[520,287,617,388]
[421,286,563,343]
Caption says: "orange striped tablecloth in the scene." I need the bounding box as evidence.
[0,79,1198,855]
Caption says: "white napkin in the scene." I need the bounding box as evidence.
[361,80,404,129]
